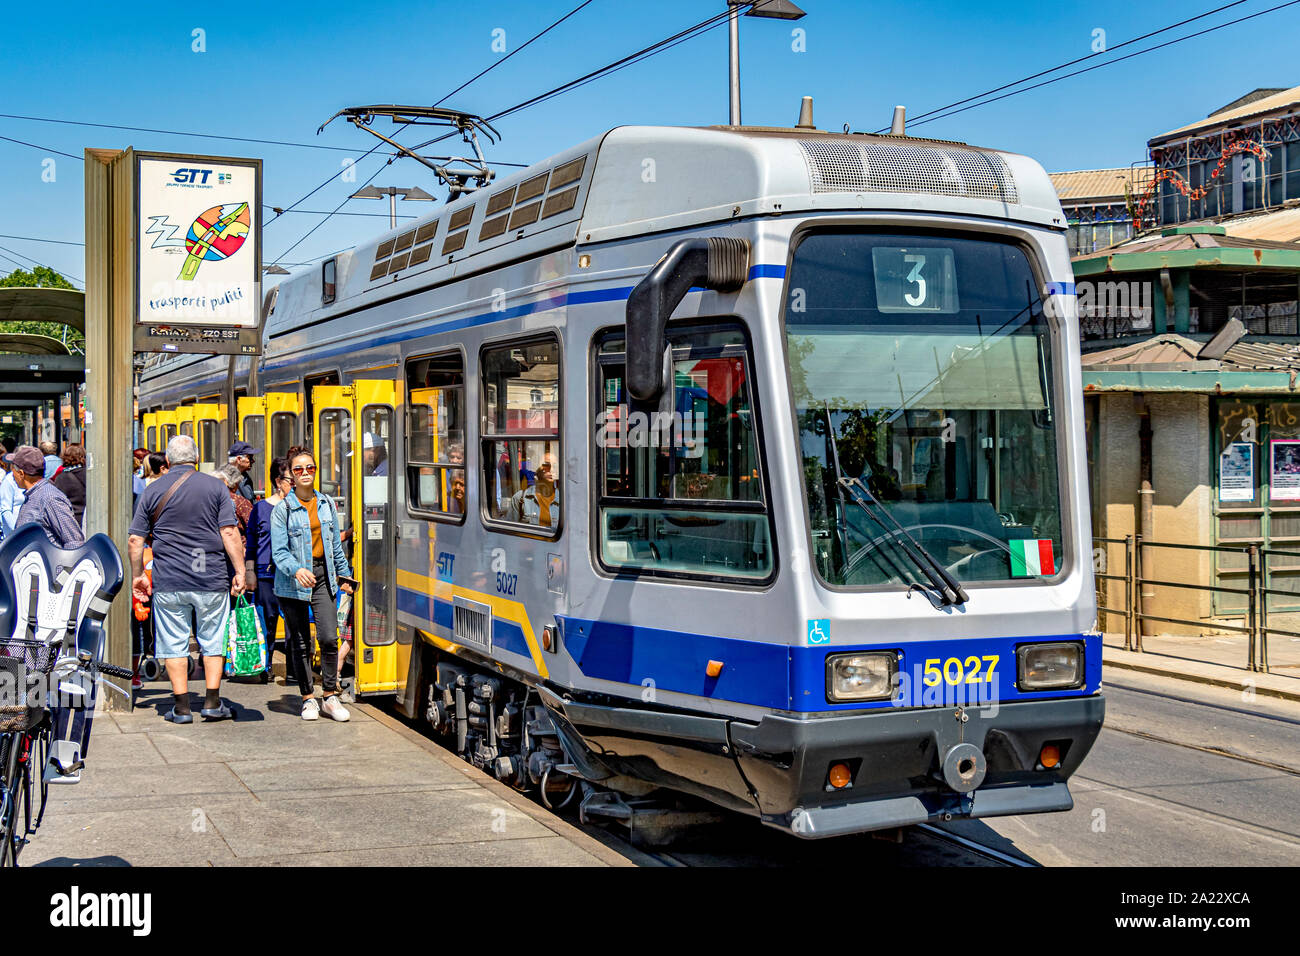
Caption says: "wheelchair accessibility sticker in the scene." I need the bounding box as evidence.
[807,619,830,645]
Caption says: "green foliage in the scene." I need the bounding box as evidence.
[0,265,76,290]
[0,267,84,350]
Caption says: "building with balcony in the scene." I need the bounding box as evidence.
[1054,87,1300,641]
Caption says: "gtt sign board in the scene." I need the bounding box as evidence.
[133,151,262,355]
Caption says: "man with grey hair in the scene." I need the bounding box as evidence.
[39,439,62,479]
[213,462,253,534]
[129,434,245,723]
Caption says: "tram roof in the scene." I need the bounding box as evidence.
[255,125,1065,342]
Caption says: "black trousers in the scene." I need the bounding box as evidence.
[279,561,339,696]
[254,576,283,676]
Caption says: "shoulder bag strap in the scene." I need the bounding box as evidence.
[149,469,195,528]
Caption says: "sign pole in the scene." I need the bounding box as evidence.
[85,147,137,711]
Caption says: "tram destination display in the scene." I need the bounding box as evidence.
[132,151,263,355]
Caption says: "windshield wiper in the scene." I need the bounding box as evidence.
[823,403,969,607]
[838,476,969,606]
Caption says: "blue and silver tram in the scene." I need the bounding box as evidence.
[139,118,1103,838]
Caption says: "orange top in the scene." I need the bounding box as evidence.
[305,495,324,559]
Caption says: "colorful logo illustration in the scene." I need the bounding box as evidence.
[178,202,250,281]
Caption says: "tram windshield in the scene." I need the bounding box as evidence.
[785,230,1064,589]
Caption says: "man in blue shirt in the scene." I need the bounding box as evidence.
[10,445,82,549]
[40,440,62,479]
[129,435,245,724]
[0,452,24,539]
[363,432,388,476]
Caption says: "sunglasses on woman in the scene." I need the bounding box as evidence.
[291,464,317,476]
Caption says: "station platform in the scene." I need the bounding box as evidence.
[22,665,629,868]
[1102,630,1300,703]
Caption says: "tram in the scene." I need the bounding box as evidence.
[139,110,1104,838]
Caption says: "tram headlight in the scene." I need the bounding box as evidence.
[1017,642,1084,690]
[826,652,897,702]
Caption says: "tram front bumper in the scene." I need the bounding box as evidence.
[729,694,1105,839]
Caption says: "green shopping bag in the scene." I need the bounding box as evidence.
[225,595,267,677]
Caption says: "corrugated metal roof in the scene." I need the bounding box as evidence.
[1222,207,1300,244]
[1223,339,1300,368]
[1152,85,1300,143]
[1074,228,1300,260]
[1082,334,1300,372]
[1081,335,1202,367]
[1050,167,1146,202]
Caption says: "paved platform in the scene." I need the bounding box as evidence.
[1103,631,1300,703]
[22,665,628,868]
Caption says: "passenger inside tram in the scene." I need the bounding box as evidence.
[362,432,388,476]
[507,455,559,527]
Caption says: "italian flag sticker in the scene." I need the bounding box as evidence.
[1009,538,1056,577]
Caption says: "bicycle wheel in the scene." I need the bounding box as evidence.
[0,734,17,868]
[10,754,30,864]
[32,722,50,831]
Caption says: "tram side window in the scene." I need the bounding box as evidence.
[318,407,351,532]
[405,353,466,518]
[595,323,772,581]
[270,412,297,462]
[481,336,560,533]
[198,420,218,472]
[146,426,157,451]
[242,415,266,496]
[180,419,193,439]
[163,423,177,443]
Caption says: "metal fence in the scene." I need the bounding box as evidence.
[1095,535,1295,674]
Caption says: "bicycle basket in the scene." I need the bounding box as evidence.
[0,638,58,732]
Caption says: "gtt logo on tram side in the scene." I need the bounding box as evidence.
[171,167,214,185]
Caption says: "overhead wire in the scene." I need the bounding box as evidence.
[0,133,83,162]
[895,0,1300,133]
[0,240,83,287]
[269,0,604,266]
[432,0,599,107]
[0,111,377,155]
[397,2,762,156]
[878,0,1251,131]
[0,234,84,247]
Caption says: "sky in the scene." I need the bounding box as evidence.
[2,0,1298,289]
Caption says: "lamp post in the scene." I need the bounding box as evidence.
[350,185,436,228]
[727,0,807,126]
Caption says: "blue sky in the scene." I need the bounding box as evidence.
[2,0,1298,288]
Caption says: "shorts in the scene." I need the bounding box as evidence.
[152,590,232,659]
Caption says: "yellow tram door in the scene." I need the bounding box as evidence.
[174,405,196,445]
[311,385,357,680]
[265,391,302,463]
[157,408,178,445]
[192,403,222,471]
[142,412,158,452]
[237,396,268,497]
[350,379,399,696]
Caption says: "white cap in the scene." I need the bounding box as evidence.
[363,432,384,451]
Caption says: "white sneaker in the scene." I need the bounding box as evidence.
[301,698,320,721]
[320,695,351,722]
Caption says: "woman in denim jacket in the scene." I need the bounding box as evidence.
[271,449,354,721]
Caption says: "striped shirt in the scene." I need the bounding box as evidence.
[16,477,84,549]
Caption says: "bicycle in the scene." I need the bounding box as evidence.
[0,526,127,867]
[0,640,131,867]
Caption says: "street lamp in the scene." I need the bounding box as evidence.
[727,0,806,126]
[350,185,436,229]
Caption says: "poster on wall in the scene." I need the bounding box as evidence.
[1219,442,1254,502]
[1271,439,1300,500]
[133,151,262,355]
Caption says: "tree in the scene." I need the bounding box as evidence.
[0,266,84,352]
